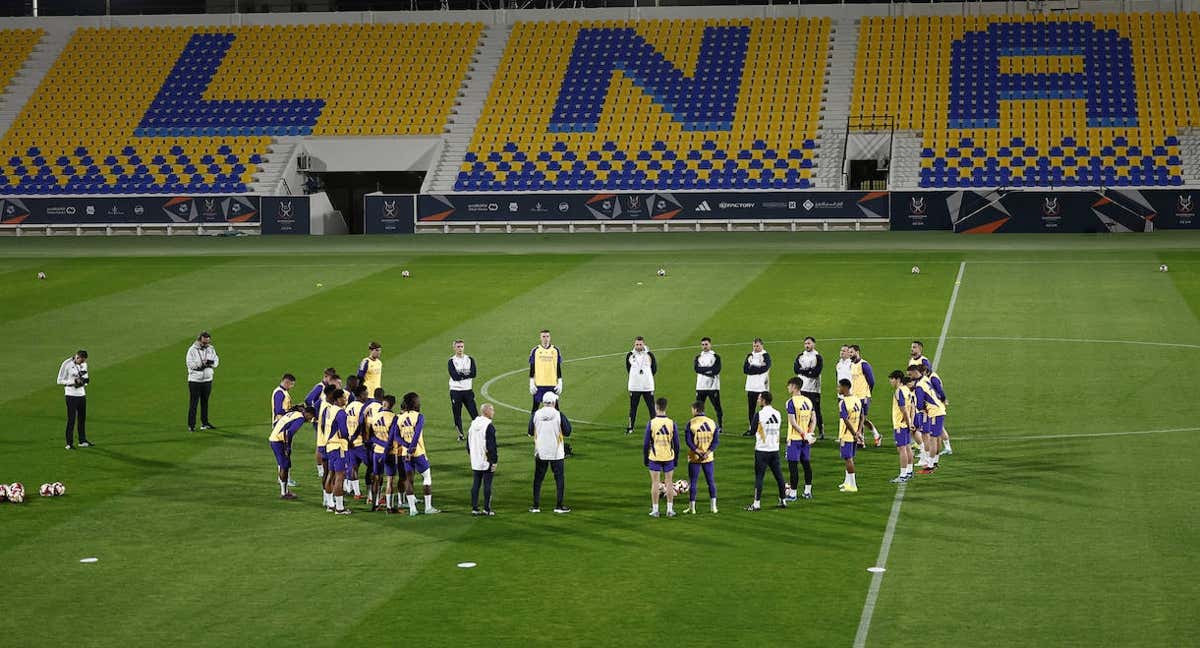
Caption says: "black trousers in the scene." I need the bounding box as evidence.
[65,395,87,445]
[187,381,212,428]
[788,459,813,488]
[801,390,823,433]
[754,450,787,501]
[628,391,654,429]
[695,389,723,426]
[746,391,766,431]
[470,469,494,510]
[532,458,565,508]
[450,389,479,434]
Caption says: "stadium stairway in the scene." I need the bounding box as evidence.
[425,24,507,194]
[0,28,62,140]
[1180,128,1200,187]
[248,137,300,195]
[814,18,857,190]
[889,131,925,189]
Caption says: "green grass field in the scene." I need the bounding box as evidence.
[2,232,1199,647]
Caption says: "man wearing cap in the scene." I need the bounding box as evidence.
[528,392,572,514]
[186,331,219,432]
[57,349,92,449]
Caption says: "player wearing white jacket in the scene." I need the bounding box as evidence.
[528,393,572,513]
[624,336,658,435]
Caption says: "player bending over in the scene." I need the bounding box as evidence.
[269,406,315,499]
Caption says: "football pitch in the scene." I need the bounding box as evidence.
[2,232,1199,647]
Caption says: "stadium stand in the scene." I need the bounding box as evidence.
[0,22,481,195]
[0,28,41,97]
[852,13,1200,188]
[456,17,830,191]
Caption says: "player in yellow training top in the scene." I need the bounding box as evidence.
[357,341,383,395]
[643,397,679,518]
[684,401,719,514]
[784,377,816,501]
[837,379,864,493]
[888,370,916,484]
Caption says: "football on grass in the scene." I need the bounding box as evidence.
[911,265,921,275]
[1159,264,1169,272]
[39,483,52,497]
[52,482,65,496]
[673,480,690,494]
[656,268,666,277]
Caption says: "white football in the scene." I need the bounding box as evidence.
[39,483,52,497]
[52,482,65,496]
[8,484,23,503]
[0,483,7,502]
[673,479,690,493]
[656,268,666,277]
[911,265,921,275]
[401,270,411,278]
[657,482,669,496]
[1159,264,1169,273]
[37,271,46,280]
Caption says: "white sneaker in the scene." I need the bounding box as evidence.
[529,507,541,513]
[425,507,441,515]
[408,507,419,517]
[649,510,659,518]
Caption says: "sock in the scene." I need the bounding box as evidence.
[424,494,433,510]
[944,439,953,451]
[666,501,674,514]
[279,479,287,495]
[335,495,343,510]
[804,484,812,495]
[873,429,881,440]
[844,471,852,485]
[711,497,718,510]
[407,494,417,510]
[651,502,659,514]
[322,491,330,507]
[849,473,857,488]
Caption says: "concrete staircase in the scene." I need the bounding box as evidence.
[1178,128,1200,187]
[250,138,301,194]
[815,19,859,190]
[425,24,510,193]
[889,131,925,189]
[0,27,73,139]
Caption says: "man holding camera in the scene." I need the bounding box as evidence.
[186,331,220,432]
[57,350,91,449]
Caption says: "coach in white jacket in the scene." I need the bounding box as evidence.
[186,331,219,432]
[742,338,771,436]
[57,350,92,449]
[624,336,658,435]
[528,393,572,513]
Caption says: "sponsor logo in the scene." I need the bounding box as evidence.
[107,204,125,217]
[696,200,712,212]
[718,202,755,209]
[86,205,95,215]
[133,204,145,216]
[533,202,547,213]
[909,196,927,215]
[382,200,398,218]
[626,195,641,209]
[802,200,814,211]
[278,201,293,219]
[1041,196,1060,217]
[1176,194,1194,216]
[788,201,797,209]
[762,201,790,209]
[803,200,846,212]
[509,202,518,212]
[65,206,76,215]
[559,202,569,212]
[467,202,500,212]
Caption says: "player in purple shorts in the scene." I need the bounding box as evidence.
[684,401,719,514]
[268,406,315,499]
[837,379,865,493]
[322,389,352,514]
[887,371,915,483]
[643,397,679,518]
[784,377,816,501]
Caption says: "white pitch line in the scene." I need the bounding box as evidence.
[955,426,1200,443]
[949,335,1200,351]
[854,260,966,648]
